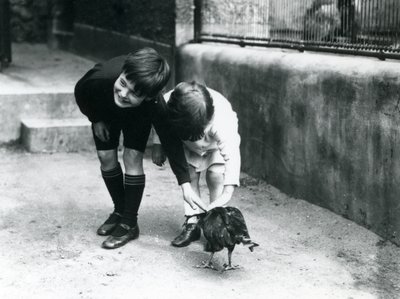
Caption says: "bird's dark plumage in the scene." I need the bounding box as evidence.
[197,206,259,271]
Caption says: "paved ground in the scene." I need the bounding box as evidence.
[0,43,93,94]
[0,43,399,299]
[0,144,399,299]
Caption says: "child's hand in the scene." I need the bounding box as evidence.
[152,144,166,166]
[208,185,235,210]
[93,121,110,142]
[180,182,208,212]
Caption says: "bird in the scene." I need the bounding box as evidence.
[196,206,259,271]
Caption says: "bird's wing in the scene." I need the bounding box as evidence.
[225,207,251,240]
[225,207,260,250]
[202,209,236,251]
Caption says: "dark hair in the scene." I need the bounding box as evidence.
[168,81,214,141]
[122,47,170,98]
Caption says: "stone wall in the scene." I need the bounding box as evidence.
[71,23,175,91]
[70,1,176,88]
[10,0,51,42]
[9,0,176,45]
[73,0,175,46]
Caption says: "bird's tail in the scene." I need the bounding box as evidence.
[242,237,259,252]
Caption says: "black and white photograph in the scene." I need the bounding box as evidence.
[0,0,400,298]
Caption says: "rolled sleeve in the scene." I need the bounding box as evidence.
[212,110,241,186]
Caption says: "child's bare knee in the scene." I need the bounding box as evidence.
[123,148,144,174]
[97,150,118,169]
[206,170,224,186]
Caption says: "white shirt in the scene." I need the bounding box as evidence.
[154,88,241,186]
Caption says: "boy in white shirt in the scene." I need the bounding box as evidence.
[152,81,241,247]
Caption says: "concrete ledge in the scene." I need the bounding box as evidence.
[21,118,94,153]
[177,43,400,244]
[0,43,94,144]
[0,93,83,143]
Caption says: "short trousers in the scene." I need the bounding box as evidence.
[92,107,152,152]
[183,146,225,173]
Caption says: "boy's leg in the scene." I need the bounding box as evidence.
[206,164,225,202]
[121,148,145,228]
[102,148,144,249]
[97,149,125,235]
[91,121,124,236]
[102,108,151,249]
[185,167,201,222]
[171,166,202,247]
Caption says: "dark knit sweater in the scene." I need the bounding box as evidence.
[74,56,190,185]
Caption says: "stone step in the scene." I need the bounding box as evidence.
[0,92,83,143]
[21,118,94,153]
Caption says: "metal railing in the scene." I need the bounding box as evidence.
[194,0,400,60]
[0,0,11,69]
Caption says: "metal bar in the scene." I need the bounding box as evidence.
[350,0,356,43]
[0,0,3,63]
[390,0,396,49]
[199,35,400,58]
[200,31,400,51]
[0,0,11,68]
[375,0,378,43]
[368,0,373,42]
[397,0,400,49]
[194,0,202,43]
[361,0,366,45]
[386,0,390,48]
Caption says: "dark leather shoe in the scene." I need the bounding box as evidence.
[102,223,139,249]
[97,212,122,236]
[171,222,201,247]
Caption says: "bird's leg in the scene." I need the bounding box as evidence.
[195,253,217,270]
[223,247,240,271]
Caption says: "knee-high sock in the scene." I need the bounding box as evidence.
[121,174,145,227]
[101,163,124,214]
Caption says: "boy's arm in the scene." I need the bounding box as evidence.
[213,109,241,187]
[74,59,122,124]
[151,96,207,211]
[181,182,208,212]
[152,114,207,211]
[151,126,166,166]
[74,78,106,123]
[208,185,235,209]
[150,97,191,185]
[208,101,241,209]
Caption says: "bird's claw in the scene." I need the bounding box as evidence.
[194,261,217,270]
[222,263,240,271]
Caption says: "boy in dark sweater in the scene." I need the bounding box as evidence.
[74,48,206,249]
